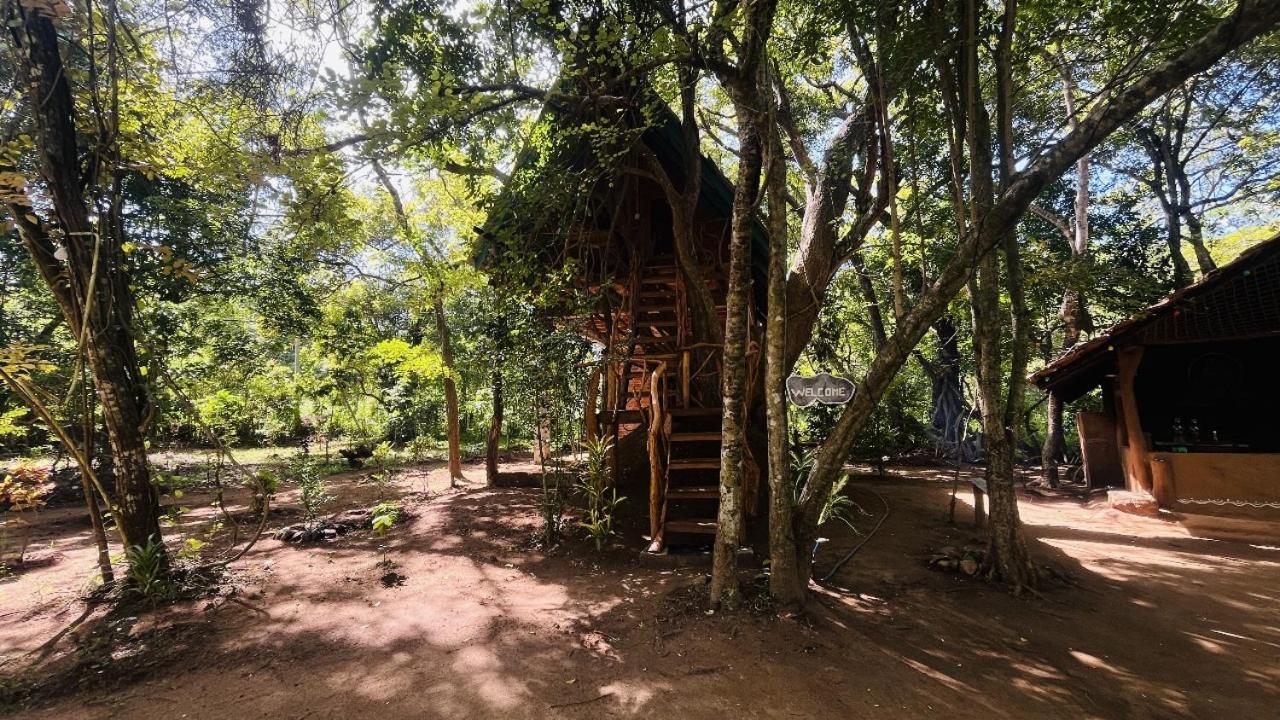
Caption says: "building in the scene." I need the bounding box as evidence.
[1031,233,1280,540]
[480,93,769,553]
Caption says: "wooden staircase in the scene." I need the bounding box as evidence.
[612,258,725,554]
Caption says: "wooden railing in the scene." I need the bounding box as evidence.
[646,361,670,550]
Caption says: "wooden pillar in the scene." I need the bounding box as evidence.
[584,364,601,443]
[647,363,667,551]
[1149,455,1176,507]
[1116,346,1154,493]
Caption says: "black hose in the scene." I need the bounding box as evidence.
[820,486,891,582]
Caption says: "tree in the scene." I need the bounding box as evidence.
[1109,40,1280,286]
[2,1,165,554]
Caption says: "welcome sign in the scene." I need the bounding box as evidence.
[786,372,856,407]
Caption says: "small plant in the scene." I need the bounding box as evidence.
[406,436,433,463]
[0,460,53,568]
[817,475,870,533]
[125,535,170,602]
[368,442,397,500]
[178,537,208,561]
[789,445,867,532]
[577,436,624,551]
[539,470,567,548]
[1,460,54,511]
[288,457,331,530]
[246,469,279,516]
[789,445,817,506]
[370,501,401,536]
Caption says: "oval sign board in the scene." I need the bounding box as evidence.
[786,372,856,407]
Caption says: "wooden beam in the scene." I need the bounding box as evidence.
[1115,346,1154,493]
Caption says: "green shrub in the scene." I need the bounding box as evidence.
[577,436,623,551]
[287,458,330,529]
[125,536,170,602]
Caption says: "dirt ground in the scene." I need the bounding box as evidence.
[2,457,1277,719]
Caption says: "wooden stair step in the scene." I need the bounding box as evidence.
[669,458,721,470]
[671,431,723,442]
[670,407,723,417]
[664,518,718,534]
[629,353,678,363]
[633,335,677,345]
[666,486,719,499]
[637,318,678,328]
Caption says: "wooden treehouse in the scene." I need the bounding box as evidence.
[480,101,769,554]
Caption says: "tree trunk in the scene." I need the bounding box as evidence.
[710,101,762,610]
[984,0,1036,590]
[7,8,163,554]
[486,369,503,486]
[1041,391,1065,487]
[81,383,114,583]
[928,315,966,450]
[434,296,464,485]
[1182,207,1217,274]
[763,104,804,609]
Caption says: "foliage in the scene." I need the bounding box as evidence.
[577,436,623,551]
[288,458,331,530]
[370,501,402,536]
[246,470,280,516]
[0,460,52,567]
[369,442,397,500]
[125,536,170,602]
[0,461,52,512]
[406,436,434,463]
[539,468,568,549]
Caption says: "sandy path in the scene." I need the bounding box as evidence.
[2,463,1277,719]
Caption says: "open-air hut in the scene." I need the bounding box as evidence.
[1031,233,1280,540]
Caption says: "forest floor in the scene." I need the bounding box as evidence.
[2,455,1278,719]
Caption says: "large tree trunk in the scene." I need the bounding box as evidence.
[486,369,503,486]
[434,296,464,485]
[710,101,762,611]
[763,103,804,609]
[928,315,966,449]
[7,7,163,553]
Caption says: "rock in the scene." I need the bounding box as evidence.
[323,528,338,539]
[1106,490,1160,517]
[938,546,960,558]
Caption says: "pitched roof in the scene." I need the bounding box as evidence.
[475,93,769,293]
[1030,232,1280,401]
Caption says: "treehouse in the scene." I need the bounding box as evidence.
[1031,233,1280,541]
[479,98,769,553]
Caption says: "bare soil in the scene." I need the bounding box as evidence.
[2,458,1277,719]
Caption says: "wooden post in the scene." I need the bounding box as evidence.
[584,364,601,443]
[647,362,667,552]
[1149,455,1175,507]
[1116,346,1154,493]
[681,349,691,408]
